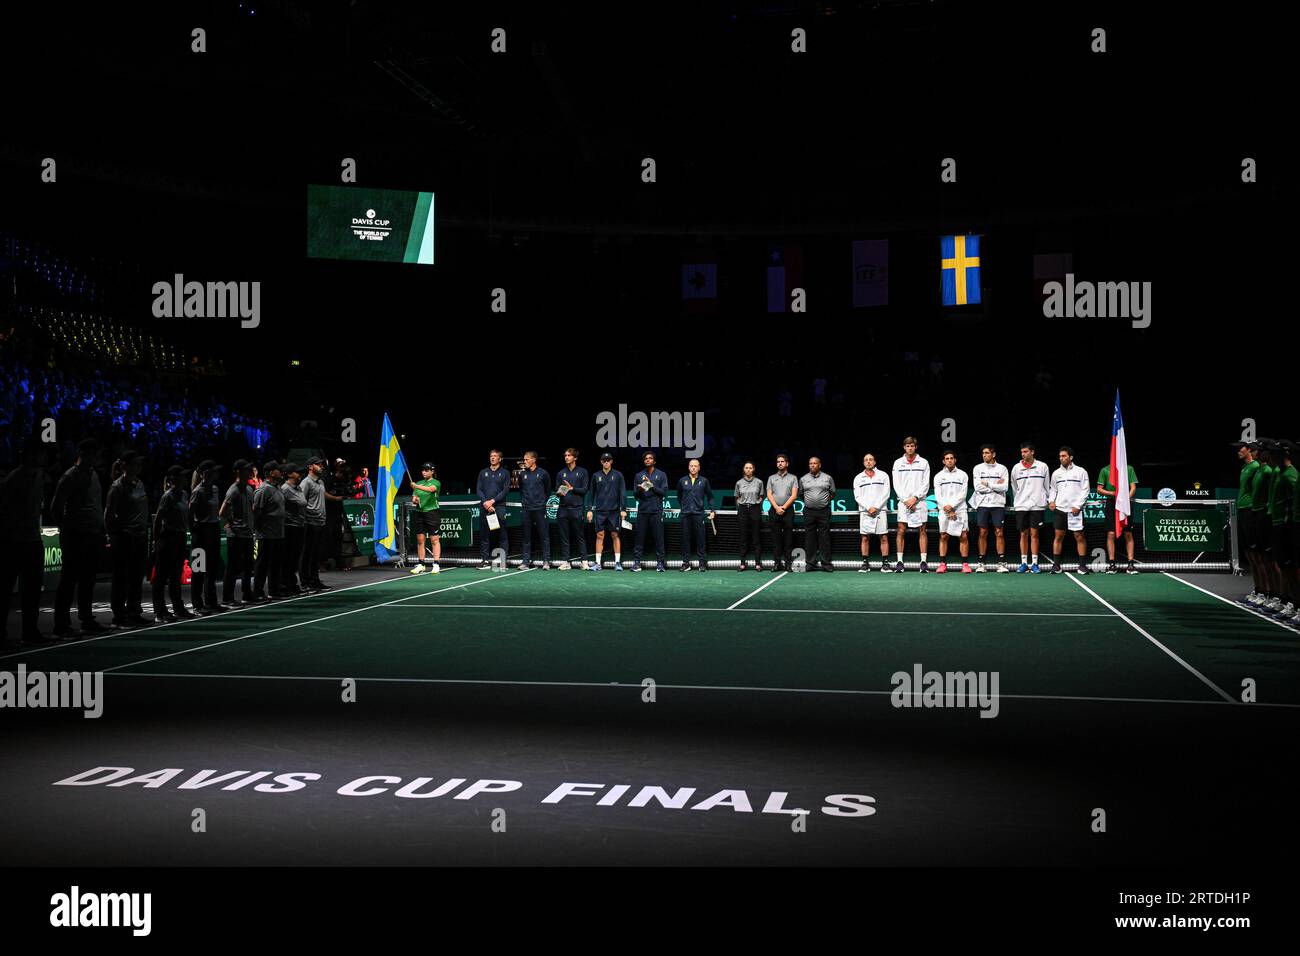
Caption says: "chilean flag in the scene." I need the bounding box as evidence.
[1110,389,1130,536]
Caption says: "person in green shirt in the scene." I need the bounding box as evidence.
[1235,440,1261,593]
[1096,462,1139,574]
[409,462,442,575]
[1269,440,1298,619]
[1250,441,1279,607]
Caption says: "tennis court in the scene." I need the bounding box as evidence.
[9,565,1295,705]
[4,565,1298,867]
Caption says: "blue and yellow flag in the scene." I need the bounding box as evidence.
[941,234,981,306]
[374,413,409,563]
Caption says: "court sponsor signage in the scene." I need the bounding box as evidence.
[343,499,376,554]
[52,766,877,818]
[1142,509,1223,550]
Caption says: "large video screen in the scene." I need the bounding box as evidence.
[306,184,435,265]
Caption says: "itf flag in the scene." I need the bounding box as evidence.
[940,234,982,305]
[374,413,410,563]
[851,239,889,307]
[1110,390,1131,537]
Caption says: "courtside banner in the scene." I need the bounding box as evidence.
[1142,509,1224,550]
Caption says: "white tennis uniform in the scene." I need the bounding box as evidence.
[934,466,970,536]
[1010,459,1051,511]
[892,454,930,527]
[970,462,1010,510]
[853,469,891,535]
[1049,464,1090,530]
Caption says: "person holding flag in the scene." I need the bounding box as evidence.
[373,413,410,566]
[1097,390,1138,574]
[409,462,442,574]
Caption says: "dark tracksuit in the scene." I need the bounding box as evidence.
[152,486,189,616]
[281,479,307,593]
[519,467,552,565]
[677,474,714,567]
[50,463,105,630]
[105,476,150,622]
[222,481,256,602]
[554,465,589,562]
[632,468,669,564]
[475,465,512,562]
[253,478,287,597]
[0,463,46,641]
[188,479,223,611]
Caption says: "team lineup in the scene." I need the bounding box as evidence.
[404,438,1146,576]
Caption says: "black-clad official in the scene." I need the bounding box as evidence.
[105,451,150,627]
[188,460,223,614]
[50,438,109,637]
[0,438,50,646]
[151,465,192,621]
[221,459,256,606]
[252,460,287,599]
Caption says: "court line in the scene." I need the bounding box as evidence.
[376,602,1111,618]
[728,572,785,608]
[0,569,437,662]
[1066,574,1236,703]
[102,671,1300,709]
[99,569,532,675]
[1163,572,1300,634]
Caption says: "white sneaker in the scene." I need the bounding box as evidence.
[581,561,590,570]
[996,562,1009,573]
[429,563,441,574]
[409,564,425,575]
[1246,592,1262,604]
[557,561,571,571]
[974,563,986,573]
[1277,602,1296,617]
[1266,597,1284,611]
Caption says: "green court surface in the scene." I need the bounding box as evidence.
[10,568,1298,710]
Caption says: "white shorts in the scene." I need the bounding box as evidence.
[939,509,968,536]
[859,509,889,536]
[897,501,927,528]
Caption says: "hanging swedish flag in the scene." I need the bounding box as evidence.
[374,413,409,563]
[941,234,982,306]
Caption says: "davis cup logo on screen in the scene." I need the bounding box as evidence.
[352,208,391,229]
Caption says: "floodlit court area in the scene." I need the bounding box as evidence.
[4,565,1298,865]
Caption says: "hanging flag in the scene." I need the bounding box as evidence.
[681,263,717,299]
[766,245,804,313]
[851,239,889,307]
[940,234,982,306]
[1034,252,1073,307]
[374,413,410,563]
[1110,389,1131,537]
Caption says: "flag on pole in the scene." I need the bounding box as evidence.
[374,413,409,563]
[1110,389,1130,537]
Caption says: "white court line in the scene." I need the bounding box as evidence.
[726,571,788,610]
[376,602,1110,618]
[102,671,1300,709]
[100,569,531,675]
[0,569,436,662]
[1066,574,1236,703]
[1163,572,1300,634]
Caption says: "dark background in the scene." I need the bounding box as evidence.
[0,1,1285,491]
